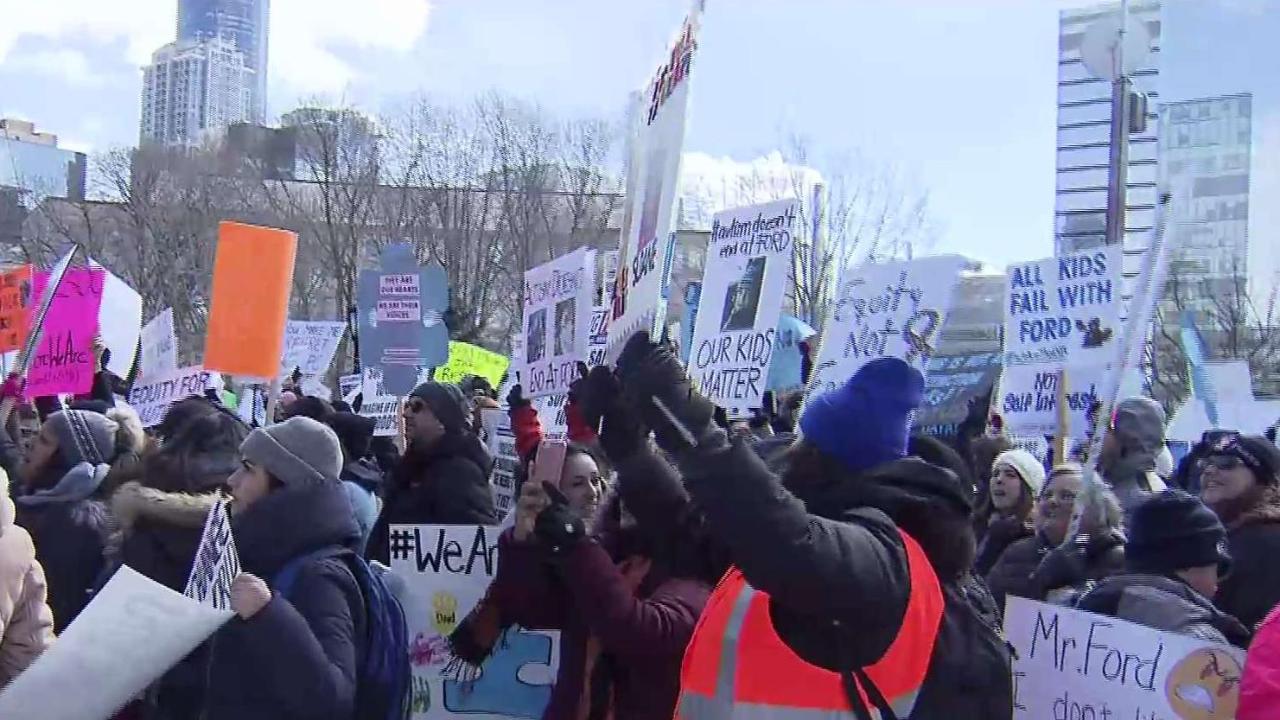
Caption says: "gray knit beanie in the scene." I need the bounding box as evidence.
[47,410,119,466]
[408,382,470,435]
[240,416,343,487]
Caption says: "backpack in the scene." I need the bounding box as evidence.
[275,548,411,720]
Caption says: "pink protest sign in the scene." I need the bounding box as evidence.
[25,267,104,398]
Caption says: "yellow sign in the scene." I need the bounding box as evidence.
[435,341,509,387]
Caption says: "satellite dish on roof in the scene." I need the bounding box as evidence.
[1080,10,1156,81]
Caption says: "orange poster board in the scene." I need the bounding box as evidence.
[203,222,297,378]
[0,266,31,353]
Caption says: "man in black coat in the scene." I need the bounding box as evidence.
[367,382,496,563]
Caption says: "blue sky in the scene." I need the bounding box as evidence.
[1,0,1276,270]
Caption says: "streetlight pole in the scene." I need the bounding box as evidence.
[1104,0,1132,247]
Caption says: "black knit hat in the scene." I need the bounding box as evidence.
[1127,490,1231,576]
[408,382,470,435]
[325,412,377,460]
[1206,433,1280,486]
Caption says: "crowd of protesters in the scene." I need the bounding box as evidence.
[0,333,1278,718]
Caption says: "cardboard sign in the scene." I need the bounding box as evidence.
[140,307,178,379]
[183,499,239,613]
[1001,246,1123,438]
[689,199,797,416]
[26,266,104,397]
[0,566,231,720]
[606,6,702,358]
[809,255,967,397]
[0,265,30,353]
[204,222,298,379]
[356,244,449,397]
[91,260,143,379]
[515,248,595,399]
[1004,595,1245,720]
[127,365,213,427]
[435,341,509,388]
[914,351,1003,436]
[389,524,559,719]
[279,320,346,377]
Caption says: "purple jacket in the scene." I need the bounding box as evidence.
[490,529,709,720]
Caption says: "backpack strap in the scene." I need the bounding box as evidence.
[272,547,351,597]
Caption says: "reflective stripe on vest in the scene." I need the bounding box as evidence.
[676,529,944,719]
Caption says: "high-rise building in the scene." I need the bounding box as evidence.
[1055,2,1162,286]
[178,0,269,123]
[1160,93,1252,320]
[140,38,255,146]
[0,119,87,201]
[281,108,380,182]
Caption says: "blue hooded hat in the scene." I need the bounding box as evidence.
[799,357,925,475]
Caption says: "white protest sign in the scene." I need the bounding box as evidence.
[127,365,212,427]
[480,409,519,514]
[339,373,362,401]
[1001,246,1123,438]
[588,306,608,367]
[140,308,177,379]
[389,524,559,719]
[516,248,595,398]
[361,367,401,437]
[606,6,701,359]
[1004,596,1245,720]
[184,499,239,612]
[0,565,231,720]
[237,385,266,426]
[689,199,797,417]
[89,259,143,379]
[810,255,967,397]
[301,375,333,401]
[280,320,346,377]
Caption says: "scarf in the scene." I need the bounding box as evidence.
[17,462,111,506]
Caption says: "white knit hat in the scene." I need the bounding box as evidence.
[993,448,1046,498]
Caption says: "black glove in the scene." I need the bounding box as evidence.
[506,383,530,410]
[534,483,586,554]
[614,332,716,455]
[573,365,646,461]
[1029,536,1090,596]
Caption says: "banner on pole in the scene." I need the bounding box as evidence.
[809,255,966,397]
[515,248,595,399]
[389,524,559,719]
[128,365,214,427]
[688,199,797,417]
[1004,595,1245,720]
[26,266,104,398]
[140,308,178,379]
[279,320,346,378]
[606,5,702,359]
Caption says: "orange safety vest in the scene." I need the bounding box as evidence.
[676,529,944,719]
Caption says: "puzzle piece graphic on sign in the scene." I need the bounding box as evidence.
[443,627,554,719]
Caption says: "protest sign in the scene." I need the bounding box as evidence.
[435,341,509,388]
[480,408,518,514]
[90,260,143,379]
[1001,246,1123,438]
[360,367,402,437]
[140,307,178,379]
[128,365,213,427]
[0,565,231,720]
[280,320,346,377]
[339,372,362,400]
[516,248,595,398]
[1004,595,1245,720]
[357,244,449,397]
[588,306,608,367]
[606,5,702,359]
[184,499,239,613]
[810,255,967,397]
[237,385,266,427]
[389,524,558,719]
[766,314,816,395]
[689,199,797,416]
[913,351,1003,437]
[0,265,30,353]
[301,375,332,401]
[26,266,104,398]
[204,222,297,379]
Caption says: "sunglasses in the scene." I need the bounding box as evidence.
[405,398,428,414]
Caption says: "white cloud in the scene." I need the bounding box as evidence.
[6,49,109,87]
[677,151,823,231]
[269,0,432,95]
[0,0,432,94]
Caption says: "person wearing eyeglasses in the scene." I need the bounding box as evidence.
[366,382,496,564]
[1199,433,1280,631]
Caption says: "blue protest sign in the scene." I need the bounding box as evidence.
[766,314,816,394]
[357,244,449,397]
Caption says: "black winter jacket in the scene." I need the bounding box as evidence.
[985,529,1125,608]
[1218,495,1280,631]
[367,432,496,563]
[158,482,365,720]
[674,431,1012,719]
[1078,574,1252,648]
[14,497,109,632]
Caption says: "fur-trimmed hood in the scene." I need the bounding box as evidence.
[1230,485,1280,531]
[110,481,222,535]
